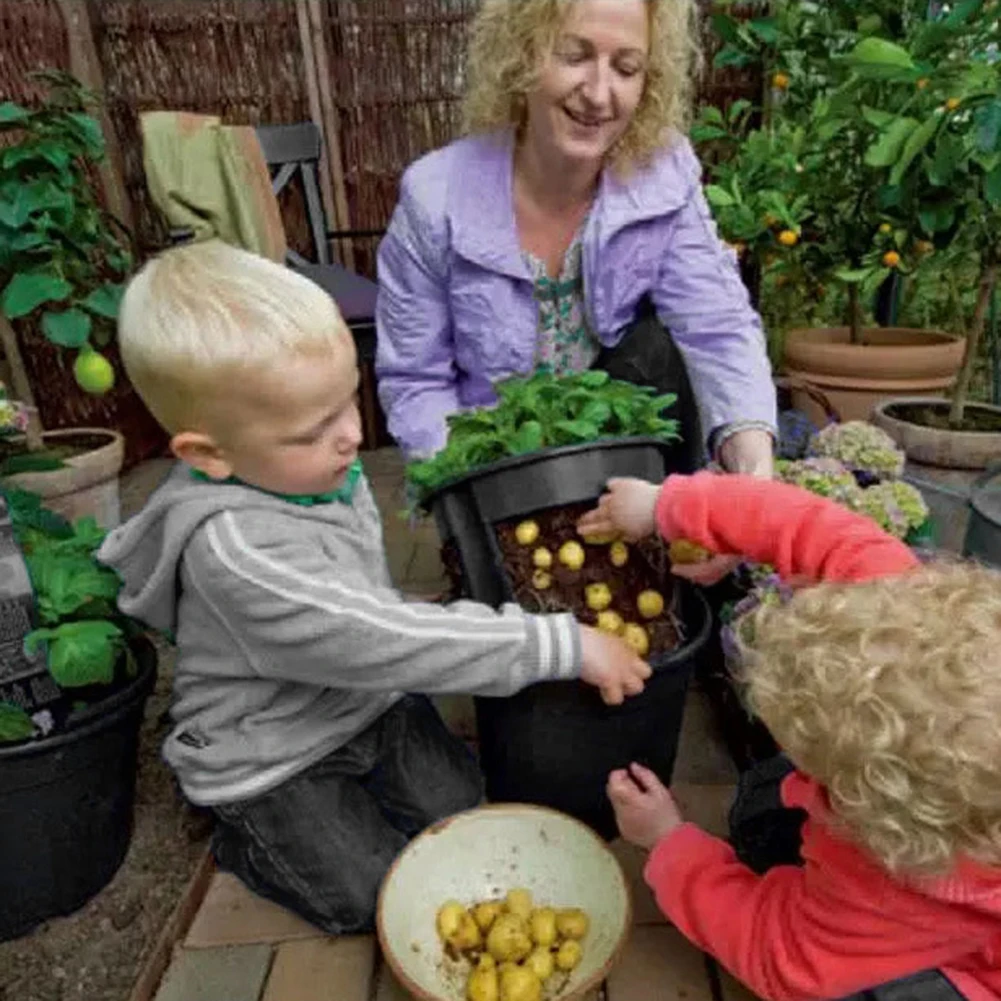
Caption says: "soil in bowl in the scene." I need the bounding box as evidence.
[0,431,114,466]
[884,401,1001,434]
[446,501,682,659]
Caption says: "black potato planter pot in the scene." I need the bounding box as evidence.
[423,437,711,840]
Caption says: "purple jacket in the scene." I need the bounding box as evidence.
[375,130,776,459]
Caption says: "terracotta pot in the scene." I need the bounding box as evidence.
[2,428,125,527]
[871,397,1001,470]
[783,327,965,424]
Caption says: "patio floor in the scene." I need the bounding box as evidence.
[122,448,749,1001]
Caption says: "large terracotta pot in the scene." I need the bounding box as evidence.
[1,428,125,528]
[783,327,965,425]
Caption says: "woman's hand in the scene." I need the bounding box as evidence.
[576,478,660,542]
[718,427,774,479]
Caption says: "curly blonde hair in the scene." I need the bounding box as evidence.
[738,560,1001,877]
[462,0,702,169]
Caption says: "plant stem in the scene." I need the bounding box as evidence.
[949,261,999,429]
[0,315,43,452]
[848,283,863,344]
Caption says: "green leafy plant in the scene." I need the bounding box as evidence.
[0,486,137,741]
[0,70,130,452]
[700,0,1001,393]
[406,370,679,501]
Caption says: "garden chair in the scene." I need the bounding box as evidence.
[255,122,387,448]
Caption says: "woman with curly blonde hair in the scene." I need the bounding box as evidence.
[376,0,776,518]
[579,473,1001,1001]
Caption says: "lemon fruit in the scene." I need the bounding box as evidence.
[585,582,613,611]
[515,521,540,546]
[73,349,115,395]
[622,623,650,657]
[637,589,665,619]
[558,540,585,571]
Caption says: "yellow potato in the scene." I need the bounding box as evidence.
[557,541,585,571]
[637,589,665,619]
[596,610,625,635]
[531,569,552,590]
[499,964,541,1001]
[622,622,650,657]
[467,957,499,1001]
[515,521,540,546]
[486,914,532,963]
[528,907,557,947]
[555,908,590,940]
[436,900,466,942]
[532,547,553,569]
[524,945,555,982]
[555,939,583,972]
[669,538,711,564]
[609,540,629,567]
[585,582,612,611]
[504,888,533,920]
[579,529,618,545]
[473,900,504,933]
[451,910,482,952]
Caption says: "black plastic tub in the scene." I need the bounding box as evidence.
[425,437,707,839]
[966,464,1001,569]
[0,637,157,941]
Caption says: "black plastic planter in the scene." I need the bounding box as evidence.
[965,464,1001,570]
[0,637,157,941]
[426,437,710,839]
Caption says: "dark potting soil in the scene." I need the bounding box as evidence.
[887,401,1001,434]
[444,501,683,658]
[0,432,113,465]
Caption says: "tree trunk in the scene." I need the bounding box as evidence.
[848,283,864,344]
[0,315,43,452]
[949,261,999,429]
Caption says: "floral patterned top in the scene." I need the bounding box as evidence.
[523,226,600,375]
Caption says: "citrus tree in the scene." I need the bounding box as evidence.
[698,0,1000,377]
[0,71,128,450]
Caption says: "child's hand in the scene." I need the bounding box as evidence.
[607,762,684,850]
[671,553,742,587]
[579,625,652,706]
[577,478,660,542]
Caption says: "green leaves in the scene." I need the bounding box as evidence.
[846,37,915,73]
[890,115,941,186]
[0,102,29,126]
[0,702,35,743]
[80,282,123,319]
[1,272,72,318]
[865,118,919,167]
[25,620,124,687]
[975,100,1001,155]
[986,165,1001,208]
[406,371,680,502]
[42,307,91,347]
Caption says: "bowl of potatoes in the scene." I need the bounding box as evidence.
[376,803,631,1001]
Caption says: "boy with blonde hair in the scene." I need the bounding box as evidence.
[100,239,650,933]
[580,473,1001,1001]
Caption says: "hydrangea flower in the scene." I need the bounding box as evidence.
[775,456,864,509]
[0,382,29,437]
[859,481,929,540]
[810,421,905,478]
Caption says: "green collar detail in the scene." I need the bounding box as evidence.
[190,459,363,506]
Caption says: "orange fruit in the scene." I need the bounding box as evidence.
[879,223,892,235]
[882,250,901,268]
[946,97,961,111]
[916,78,929,90]
[777,229,799,247]
[915,240,934,255]
[772,72,790,90]
[73,349,115,395]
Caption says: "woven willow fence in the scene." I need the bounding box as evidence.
[0,0,761,461]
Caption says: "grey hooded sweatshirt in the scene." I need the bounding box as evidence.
[98,464,581,806]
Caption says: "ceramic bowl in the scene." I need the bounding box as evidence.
[377,804,632,1000]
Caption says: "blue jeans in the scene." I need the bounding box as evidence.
[210,695,483,934]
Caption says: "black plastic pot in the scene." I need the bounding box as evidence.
[965,463,1001,570]
[426,437,709,839]
[0,637,157,941]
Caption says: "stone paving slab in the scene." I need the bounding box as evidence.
[153,943,273,1001]
[262,936,376,1001]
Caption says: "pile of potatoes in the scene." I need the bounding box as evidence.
[435,888,590,1001]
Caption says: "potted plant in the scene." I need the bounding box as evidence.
[407,370,711,840]
[0,469,155,941]
[698,1,990,422]
[0,71,131,527]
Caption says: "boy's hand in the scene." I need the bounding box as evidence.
[577,478,660,542]
[579,625,652,706]
[607,762,684,850]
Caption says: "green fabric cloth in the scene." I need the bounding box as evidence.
[189,460,364,506]
[140,111,287,260]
